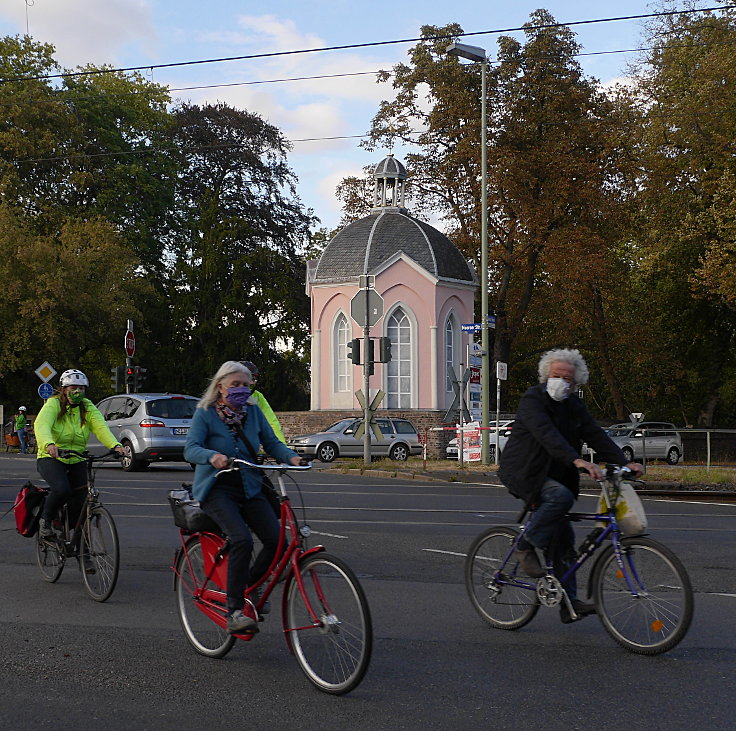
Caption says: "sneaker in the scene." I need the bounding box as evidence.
[38,518,53,539]
[560,599,597,624]
[226,607,259,635]
[513,548,546,578]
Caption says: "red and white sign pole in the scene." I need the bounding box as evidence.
[125,319,135,393]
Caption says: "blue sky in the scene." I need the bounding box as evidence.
[0,1,712,231]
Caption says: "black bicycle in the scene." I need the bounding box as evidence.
[36,449,121,602]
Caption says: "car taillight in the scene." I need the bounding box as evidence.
[139,419,165,428]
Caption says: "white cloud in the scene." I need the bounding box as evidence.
[0,0,157,68]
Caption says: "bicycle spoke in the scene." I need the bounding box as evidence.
[594,537,693,654]
[465,527,539,630]
[286,554,372,695]
[81,507,120,602]
[176,537,235,658]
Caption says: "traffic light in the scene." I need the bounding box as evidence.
[110,365,125,391]
[378,336,392,363]
[134,366,147,392]
[347,338,361,365]
[124,366,135,391]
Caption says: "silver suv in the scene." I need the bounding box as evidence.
[288,417,421,462]
[91,393,199,471]
[605,422,683,465]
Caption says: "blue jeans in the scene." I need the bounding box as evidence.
[17,429,26,454]
[524,478,579,600]
[202,483,280,612]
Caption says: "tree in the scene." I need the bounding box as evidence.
[163,103,315,407]
[624,6,736,425]
[355,15,632,418]
[0,203,152,406]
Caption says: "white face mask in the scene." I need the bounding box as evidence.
[546,377,572,401]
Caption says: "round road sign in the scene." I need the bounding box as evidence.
[38,382,54,400]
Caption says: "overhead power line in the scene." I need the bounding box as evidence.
[0,5,734,85]
[2,34,736,110]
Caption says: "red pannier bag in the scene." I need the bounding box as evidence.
[14,482,48,537]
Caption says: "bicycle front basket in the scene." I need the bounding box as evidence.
[167,489,220,533]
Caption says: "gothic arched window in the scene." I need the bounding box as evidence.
[386,307,412,408]
[334,313,350,392]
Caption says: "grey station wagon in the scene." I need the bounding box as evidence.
[604,422,684,465]
[288,417,422,462]
[90,393,199,471]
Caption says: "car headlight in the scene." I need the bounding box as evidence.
[291,438,310,445]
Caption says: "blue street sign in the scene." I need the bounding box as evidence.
[462,316,496,332]
[38,382,54,400]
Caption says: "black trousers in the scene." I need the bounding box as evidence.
[202,482,280,612]
[37,458,88,526]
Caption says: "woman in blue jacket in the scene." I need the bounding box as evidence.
[184,361,301,635]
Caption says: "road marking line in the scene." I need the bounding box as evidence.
[311,530,348,539]
[422,548,467,557]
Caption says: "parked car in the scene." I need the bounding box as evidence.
[288,417,421,462]
[89,393,199,471]
[446,420,514,460]
[602,422,684,465]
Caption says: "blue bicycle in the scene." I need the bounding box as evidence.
[465,465,693,654]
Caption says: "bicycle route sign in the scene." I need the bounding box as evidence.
[38,382,54,400]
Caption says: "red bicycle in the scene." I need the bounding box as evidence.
[171,458,372,695]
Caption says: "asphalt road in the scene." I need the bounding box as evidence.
[1,453,735,730]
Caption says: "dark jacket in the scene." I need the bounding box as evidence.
[498,383,627,504]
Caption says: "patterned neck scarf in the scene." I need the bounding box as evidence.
[214,400,246,429]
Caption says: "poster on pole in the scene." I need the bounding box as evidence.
[458,421,481,462]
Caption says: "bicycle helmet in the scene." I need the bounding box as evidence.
[240,360,259,378]
[19,405,27,411]
[60,369,89,387]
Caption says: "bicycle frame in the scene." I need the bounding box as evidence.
[173,460,328,647]
[493,467,647,604]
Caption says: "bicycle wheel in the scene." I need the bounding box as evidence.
[36,534,65,582]
[80,507,120,602]
[175,536,235,658]
[465,527,540,630]
[593,536,694,655]
[286,553,372,695]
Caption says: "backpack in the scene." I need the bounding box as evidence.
[14,482,48,537]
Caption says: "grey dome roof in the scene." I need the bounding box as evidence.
[373,154,407,180]
[311,209,475,284]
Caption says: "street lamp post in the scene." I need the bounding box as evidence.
[446,41,490,464]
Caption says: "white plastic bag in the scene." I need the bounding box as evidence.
[598,481,647,535]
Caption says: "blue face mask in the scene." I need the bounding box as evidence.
[226,386,251,408]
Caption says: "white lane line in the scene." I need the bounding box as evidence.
[311,531,348,539]
[423,548,467,558]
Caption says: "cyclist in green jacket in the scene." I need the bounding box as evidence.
[34,369,124,537]
[14,406,28,453]
[240,361,286,443]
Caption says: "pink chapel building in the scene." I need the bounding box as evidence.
[306,155,478,416]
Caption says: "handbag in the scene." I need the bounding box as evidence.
[168,485,221,534]
[233,422,282,518]
[598,481,648,536]
[14,482,48,537]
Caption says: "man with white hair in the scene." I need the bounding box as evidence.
[499,348,642,623]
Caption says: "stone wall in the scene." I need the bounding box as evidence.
[277,410,515,459]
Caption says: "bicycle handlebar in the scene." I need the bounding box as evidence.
[214,456,313,477]
[57,448,122,461]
